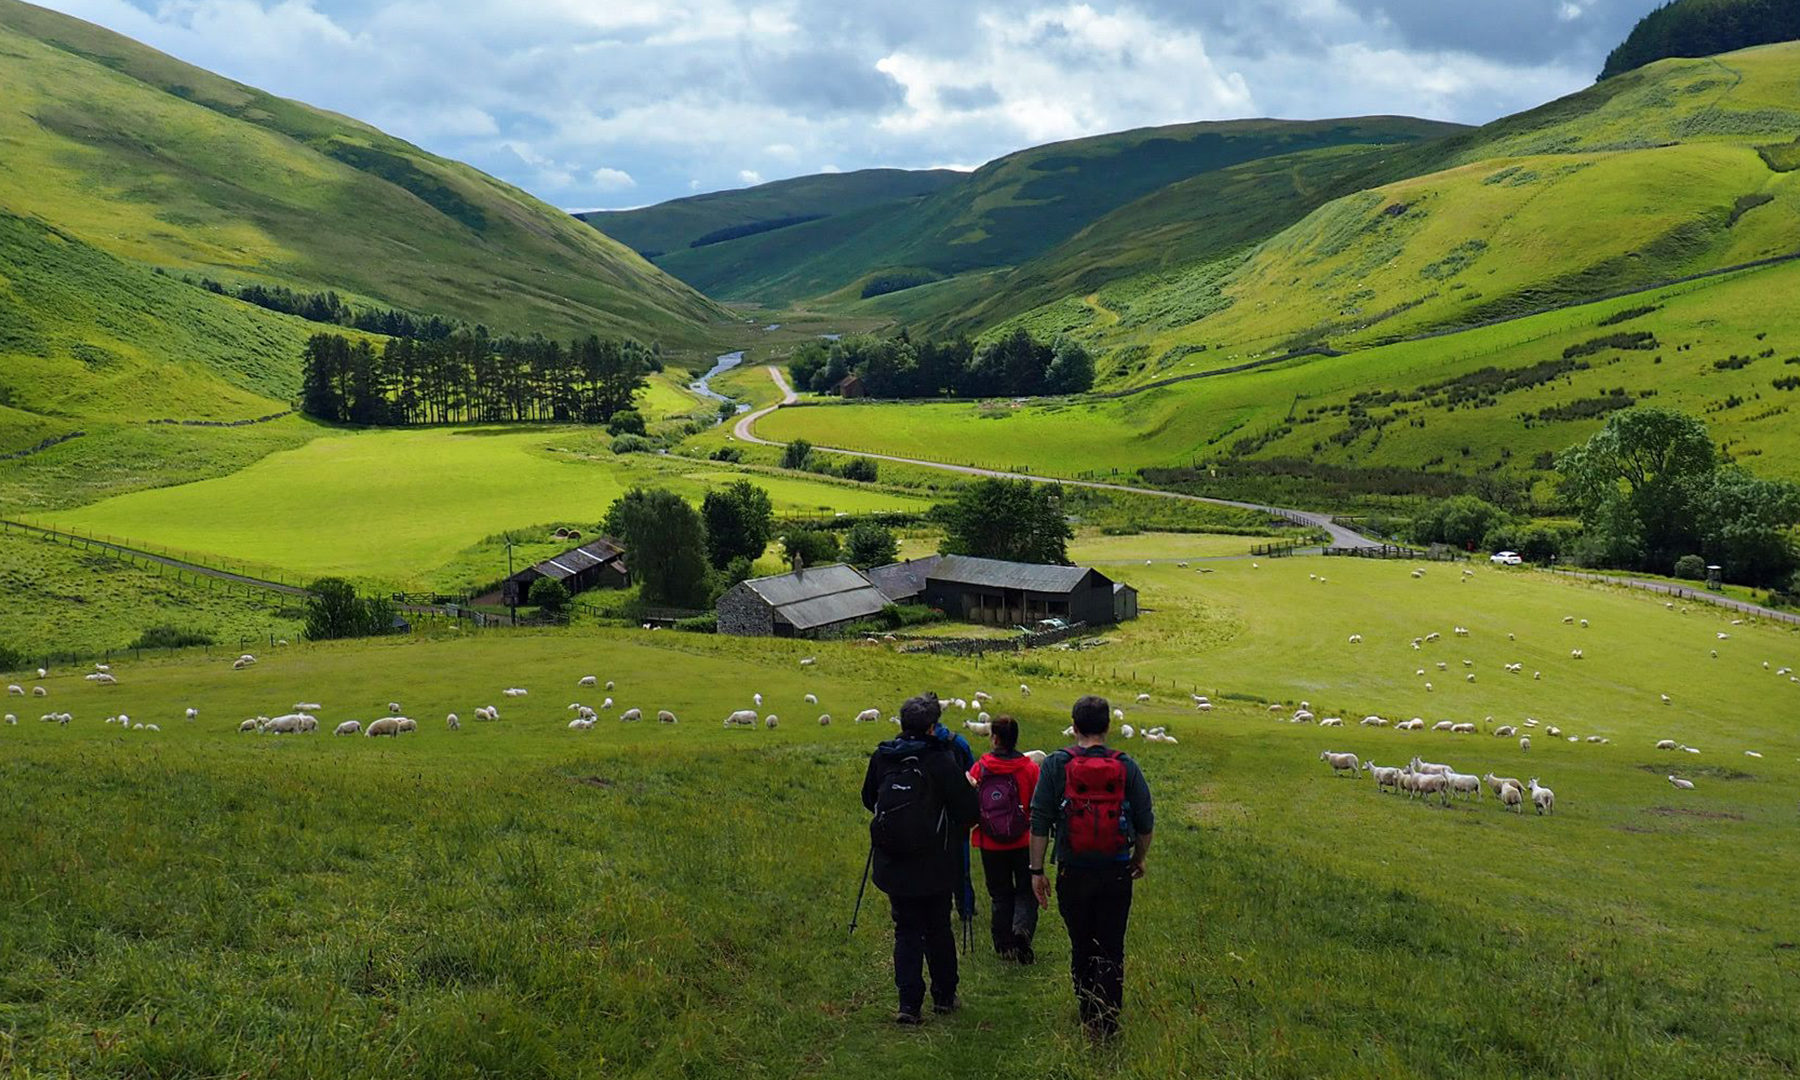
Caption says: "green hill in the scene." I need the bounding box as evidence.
[0,0,723,362]
[622,117,1464,307]
[577,168,962,259]
[1602,0,1800,79]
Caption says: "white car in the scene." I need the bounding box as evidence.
[1490,551,1523,565]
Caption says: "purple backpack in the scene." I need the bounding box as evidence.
[976,769,1028,843]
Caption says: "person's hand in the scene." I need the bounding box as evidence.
[1129,860,1147,880]
[1033,872,1052,909]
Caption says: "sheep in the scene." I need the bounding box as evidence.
[294,702,322,712]
[966,720,992,737]
[579,675,598,687]
[649,710,675,725]
[601,698,614,711]
[232,657,253,670]
[568,717,594,730]
[1196,702,1213,712]
[1482,772,1522,798]
[388,702,403,715]
[764,714,779,729]
[974,691,992,702]
[1586,735,1609,745]
[1426,632,1441,643]
[1431,720,1454,732]
[1655,739,1677,751]
[3,714,14,726]
[1117,723,1134,739]
[817,713,832,726]
[395,718,417,733]
[1444,771,1482,801]
[1410,756,1452,776]
[1505,663,1523,673]
[185,707,198,721]
[1580,619,1589,628]
[1113,708,1126,722]
[1348,634,1363,644]
[1519,736,1531,752]
[800,657,816,666]
[1450,723,1476,735]
[1717,632,1730,640]
[130,723,143,731]
[1320,717,1344,728]
[620,708,643,723]
[1425,682,1434,692]
[1668,775,1695,790]
[977,711,991,724]
[1369,764,1403,792]
[1320,751,1361,777]
[335,721,362,736]
[1563,616,1574,624]
[473,706,498,721]
[1409,770,1452,805]
[1019,683,1031,697]
[1024,750,1048,765]
[1660,694,1671,705]
[605,680,615,691]
[1745,750,1763,758]
[1436,662,1448,671]
[752,693,763,707]
[1361,715,1389,727]
[1546,725,1562,738]
[1454,627,1470,637]
[239,718,260,733]
[1528,778,1555,815]
[1397,718,1426,731]
[503,687,529,697]
[1499,782,1524,813]
[1292,710,1315,723]
[36,667,47,678]
[365,717,402,737]
[1410,569,1424,579]
[724,709,759,728]
[1570,649,1584,660]
[31,686,46,697]
[1679,744,1699,754]
[264,714,306,735]
[1494,725,1517,738]
[447,713,461,730]
[804,693,819,705]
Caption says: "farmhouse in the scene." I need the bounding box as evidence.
[717,563,891,638]
[833,374,868,399]
[500,537,630,607]
[911,554,1132,628]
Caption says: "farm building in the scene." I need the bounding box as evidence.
[866,555,943,603]
[833,374,869,399]
[717,563,891,638]
[1113,582,1139,622]
[500,538,630,607]
[916,555,1130,628]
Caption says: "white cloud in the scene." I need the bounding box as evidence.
[738,169,764,185]
[591,167,637,190]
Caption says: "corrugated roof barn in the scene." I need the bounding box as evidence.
[501,538,629,607]
[866,554,942,603]
[920,554,1127,628]
[717,564,892,637]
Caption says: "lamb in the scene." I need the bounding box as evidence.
[1528,778,1555,814]
[804,693,819,705]
[601,698,614,711]
[658,710,679,724]
[579,675,598,687]
[1320,751,1361,777]
[335,720,362,736]
[764,714,779,729]
[395,718,416,733]
[1444,771,1482,801]
[239,718,260,733]
[32,686,47,697]
[605,680,615,691]
[365,717,402,737]
[620,708,643,723]
[724,709,759,727]
[817,713,832,726]
[1519,736,1531,752]
[446,713,461,730]
[1668,775,1695,790]
[1655,739,1677,751]
[1361,715,1389,727]
[503,687,529,697]
[185,708,198,721]
[1499,782,1525,813]
[388,702,403,715]
[1320,717,1344,728]
[1368,764,1403,792]
[854,708,881,724]
[753,693,763,707]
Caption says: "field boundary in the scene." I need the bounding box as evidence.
[1544,568,1800,626]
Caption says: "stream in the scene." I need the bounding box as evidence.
[690,350,750,413]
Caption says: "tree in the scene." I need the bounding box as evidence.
[939,479,1073,564]
[607,409,646,436]
[783,529,841,569]
[603,488,712,607]
[1692,467,1800,585]
[1411,495,1510,550]
[1045,337,1096,394]
[844,520,899,567]
[528,577,571,614]
[1674,554,1707,581]
[782,439,814,470]
[701,481,775,569]
[304,578,390,640]
[1557,407,1718,573]
[839,457,879,483]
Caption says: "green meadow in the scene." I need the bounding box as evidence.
[2,547,1797,1077]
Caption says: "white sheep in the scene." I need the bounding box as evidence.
[1409,770,1451,805]
[1024,750,1048,765]
[3,714,14,726]
[1019,683,1031,697]
[658,710,679,724]
[232,657,253,670]
[725,709,759,727]
[1348,634,1363,644]
[1451,723,1476,734]
[1319,751,1361,777]
[185,707,198,721]
[1444,771,1482,801]
[36,667,47,678]
[1482,772,1522,798]
[396,718,416,733]
[1369,764,1403,792]
[568,717,594,730]
[804,693,819,705]
[764,714,779,729]
[1292,710,1315,723]
[294,702,322,712]
[817,713,832,726]
[1655,739,1677,751]
[854,708,881,724]
[1136,693,1151,704]
[264,714,305,734]
[1113,708,1126,722]
[238,718,260,733]
[1546,725,1562,738]
[579,675,598,687]
[966,720,991,737]
[1493,725,1517,738]
[1361,715,1388,727]
[365,717,402,737]
[1397,718,1425,731]
[1668,775,1695,790]
[504,687,529,697]
[605,680,615,691]
[974,691,992,702]
[1320,717,1344,728]
[1528,778,1555,814]
[1410,756,1452,776]
[388,702,403,715]
[1431,720,1454,732]
[1519,736,1531,751]
[335,720,362,736]
[31,686,46,697]
[601,698,614,711]
[447,713,461,730]
[1745,750,1763,758]
[1499,782,1524,813]
[620,708,643,723]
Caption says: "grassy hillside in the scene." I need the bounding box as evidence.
[2,552,1797,1076]
[0,0,723,351]
[634,118,1463,307]
[578,168,962,258]
[1603,0,1800,78]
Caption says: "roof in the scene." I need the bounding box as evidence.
[516,538,625,582]
[1112,582,1137,595]
[928,555,1107,595]
[866,555,943,602]
[740,564,891,631]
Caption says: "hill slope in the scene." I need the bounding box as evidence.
[0,0,722,350]
[577,168,962,259]
[619,117,1464,307]
[1602,0,1800,79]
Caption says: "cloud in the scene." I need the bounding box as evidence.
[32,0,1647,209]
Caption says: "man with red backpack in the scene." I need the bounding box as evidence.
[862,694,980,1025]
[967,715,1041,963]
[1029,695,1155,1041]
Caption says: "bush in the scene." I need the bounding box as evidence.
[0,642,24,673]
[1674,554,1707,580]
[610,434,657,454]
[673,613,718,633]
[844,520,900,567]
[782,439,814,470]
[528,577,571,613]
[305,578,393,640]
[607,409,647,436]
[129,625,217,650]
[710,446,743,463]
[839,457,879,483]
[1412,495,1511,551]
[783,529,841,569]
[717,400,738,421]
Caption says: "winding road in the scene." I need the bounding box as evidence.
[733,366,1380,549]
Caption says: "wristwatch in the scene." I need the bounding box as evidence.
[1029,867,1046,876]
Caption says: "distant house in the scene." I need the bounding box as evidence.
[501,538,629,607]
[917,554,1131,628]
[834,374,868,399]
[717,563,892,638]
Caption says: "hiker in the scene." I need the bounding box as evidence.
[1030,694,1155,1041]
[862,693,980,1024]
[967,715,1041,963]
[927,696,979,939]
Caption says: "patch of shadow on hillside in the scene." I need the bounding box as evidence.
[1646,805,1744,821]
[568,775,614,788]
[1635,763,1754,780]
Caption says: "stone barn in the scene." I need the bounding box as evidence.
[717,563,891,638]
[918,555,1128,628]
[501,538,629,607]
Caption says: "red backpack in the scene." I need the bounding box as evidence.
[1061,747,1129,857]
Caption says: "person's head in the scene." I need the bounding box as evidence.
[1071,695,1111,737]
[989,715,1019,752]
[899,694,941,737]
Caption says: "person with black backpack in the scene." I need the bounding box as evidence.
[967,715,1041,963]
[862,694,980,1025]
[1029,694,1155,1041]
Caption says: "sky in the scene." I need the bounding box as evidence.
[38,0,1654,211]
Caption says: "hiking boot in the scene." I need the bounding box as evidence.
[995,944,1017,961]
[931,996,962,1015]
[1015,941,1036,966]
[895,1009,923,1026]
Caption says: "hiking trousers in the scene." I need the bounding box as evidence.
[888,892,958,1013]
[1056,864,1134,1034]
[979,846,1039,953]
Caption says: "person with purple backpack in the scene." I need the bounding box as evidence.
[966,715,1041,963]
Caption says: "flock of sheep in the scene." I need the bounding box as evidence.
[1319,749,1555,815]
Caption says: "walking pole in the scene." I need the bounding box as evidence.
[848,846,874,936]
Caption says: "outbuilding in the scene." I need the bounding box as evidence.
[500,538,630,607]
[919,554,1128,628]
[717,563,891,638]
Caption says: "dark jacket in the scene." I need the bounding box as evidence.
[1029,744,1155,869]
[863,735,980,897]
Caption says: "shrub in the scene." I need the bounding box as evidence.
[528,577,571,614]
[673,613,718,633]
[782,439,814,470]
[783,529,841,569]
[129,625,217,650]
[839,457,879,483]
[1674,554,1707,580]
[710,446,744,463]
[0,642,24,672]
[716,400,738,420]
[305,578,393,640]
[610,434,656,454]
[607,409,646,436]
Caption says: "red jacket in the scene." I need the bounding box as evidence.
[967,751,1040,851]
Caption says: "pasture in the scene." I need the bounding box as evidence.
[3,553,1798,1077]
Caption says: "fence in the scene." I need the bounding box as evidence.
[1547,570,1800,627]
[1250,539,1307,558]
[891,621,1094,657]
[1323,544,1468,561]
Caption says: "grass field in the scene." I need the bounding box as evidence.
[2,554,1797,1076]
[35,427,933,587]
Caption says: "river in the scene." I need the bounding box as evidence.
[690,350,749,413]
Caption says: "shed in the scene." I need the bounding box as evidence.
[866,555,943,604]
[834,374,869,399]
[1112,582,1139,623]
[501,537,629,607]
[717,563,891,638]
[921,554,1128,628]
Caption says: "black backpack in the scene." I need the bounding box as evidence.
[871,754,946,857]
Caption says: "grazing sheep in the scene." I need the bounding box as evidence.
[974,691,992,703]
[1113,708,1126,722]
[447,713,461,730]
[295,702,322,712]
[1519,736,1531,752]
[334,721,362,736]
[1586,735,1609,745]
[605,680,615,691]
[1660,694,1671,705]
[1319,751,1361,777]
[654,710,677,724]
[817,713,831,726]
[388,702,403,715]
[764,714,779,729]
[1024,750,1048,765]
[504,688,529,697]
[1546,725,1562,738]
[1563,616,1574,624]
[1320,717,1344,728]
[1570,649,1584,660]
[1580,619,1589,628]
[1409,770,1452,805]
[1348,634,1363,644]
[1528,778,1555,814]
[854,708,881,724]
[579,675,598,687]
[1136,693,1152,704]
[395,718,416,733]
[263,714,306,735]
[1397,718,1425,731]
[803,693,818,705]
[1745,750,1763,758]
[36,667,47,678]
[724,709,759,728]
[1450,723,1476,735]
[1655,739,1677,751]
[232,657,253,670]
[185,707,198,721]
[1361,715,1389,727]
[1019,683,1031,697]
[1431,720,1454,732]
[365,717,402,737]
[568,717,594,730]
[620,708,643,723]
[800,657,816,666]
[1500,782,1525,813]
[966,720,991,737]
[238,718,260,733]
[1668,775,1695,790]
[752,693,763,708]
[1292,710,1315,723]
[3,714,14,726]
[1119,724,1134,739]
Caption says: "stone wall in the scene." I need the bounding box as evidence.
[717,583,776,636]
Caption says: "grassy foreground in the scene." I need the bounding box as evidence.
[2,551,1797,1077]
